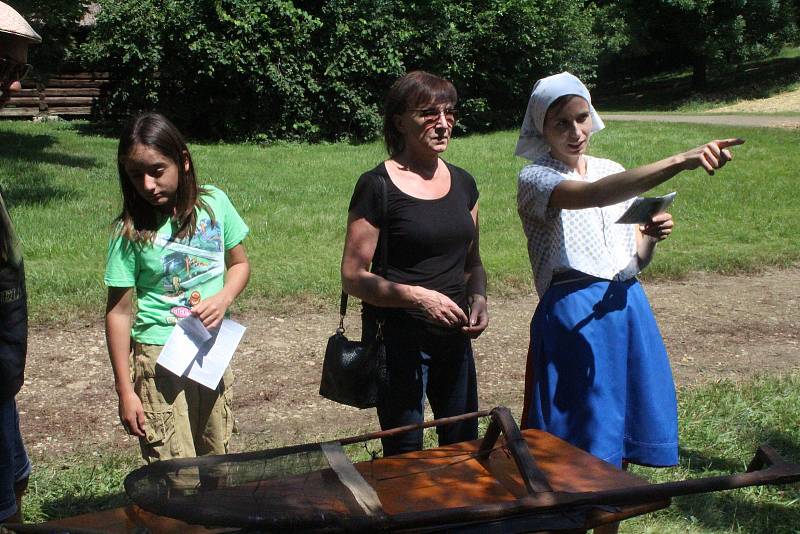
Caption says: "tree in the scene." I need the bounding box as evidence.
[82,0,320,139]
[398,0,599,132]
[615,0,799,88]
[11,0,90,80]
[82,0,600,140]
[297,0,409,141]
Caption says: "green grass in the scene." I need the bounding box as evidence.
[595,47,800,112]
[0,119,798,322]
[777,45,800,59]
[23,452,138,523]
[22,373,800,532]
[622,374,800,533]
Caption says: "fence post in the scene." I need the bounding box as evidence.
[36,79,47,116]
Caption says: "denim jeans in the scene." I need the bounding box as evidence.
[374,316,478,456]
[0,397,30,521]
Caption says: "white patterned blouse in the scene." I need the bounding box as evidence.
[517,154,641,297]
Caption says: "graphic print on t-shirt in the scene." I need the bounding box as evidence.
[156,217,225,322]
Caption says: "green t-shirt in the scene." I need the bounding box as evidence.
[104,185,249,344]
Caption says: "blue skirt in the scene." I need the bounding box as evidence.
[522,277,678,467]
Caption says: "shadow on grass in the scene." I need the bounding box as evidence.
[672,431,800,534]
[72,118,257,147]
[672,492,800,534]
[0,179,75,206]
[0,130,97,206]
[595,56,800,112]
[39,490,130,521]
[0,131,97,169]
[72,119,126,139]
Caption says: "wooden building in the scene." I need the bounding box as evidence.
[0,72,110,119]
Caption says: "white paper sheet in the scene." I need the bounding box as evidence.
[155,318,202,378]
[157,317,246,390]
[615,192,677,224]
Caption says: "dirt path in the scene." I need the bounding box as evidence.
[709,88,800,113]
[603,113,800,129]
[18,267,800,458]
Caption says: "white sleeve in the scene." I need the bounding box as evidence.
[517,165,564,222]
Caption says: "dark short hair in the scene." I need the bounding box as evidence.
[383,71,457,157]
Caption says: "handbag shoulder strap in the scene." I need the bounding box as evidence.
[375,173,388,276]
[340,173,388,322]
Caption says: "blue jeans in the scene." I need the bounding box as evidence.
[374,316,478,456]
[0,397,30,521]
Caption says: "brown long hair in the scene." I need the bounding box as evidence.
[383,71,457,158]
[115,112,212,243]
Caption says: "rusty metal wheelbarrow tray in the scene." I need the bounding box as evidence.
[21,407,800,533]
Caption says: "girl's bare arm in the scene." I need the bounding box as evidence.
[105,286,145,437]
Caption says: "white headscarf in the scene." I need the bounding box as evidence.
[514,72,604,161]
[0,2,41,43]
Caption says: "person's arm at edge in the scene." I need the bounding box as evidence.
[550,138,744,210]
[105,286,145,437]
[341,213,469,326]
[462,204,488,338]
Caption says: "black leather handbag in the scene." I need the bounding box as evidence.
[319,294,387,408]
[319,174,388,409]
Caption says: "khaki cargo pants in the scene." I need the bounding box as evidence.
[132,343,234,463]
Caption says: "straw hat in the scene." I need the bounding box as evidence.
[0,2,42,44]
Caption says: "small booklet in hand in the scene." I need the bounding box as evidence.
[615,192,677,224]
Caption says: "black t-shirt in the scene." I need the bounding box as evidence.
[0,189,27,400]
[348,161,479,323]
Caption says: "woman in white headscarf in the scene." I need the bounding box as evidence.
[515,72,743,471]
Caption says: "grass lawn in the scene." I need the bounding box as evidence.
[622,374,800,533]
[1,119,798,322]
[21,373,800,532]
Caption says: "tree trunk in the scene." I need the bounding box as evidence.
[692,54,707,90]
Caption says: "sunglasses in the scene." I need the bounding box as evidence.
[1,56,33,85]
[411,106,457,125]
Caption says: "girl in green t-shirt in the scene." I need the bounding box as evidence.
[104,112,250,462]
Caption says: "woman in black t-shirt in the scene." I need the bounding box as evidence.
[341,71,488,456]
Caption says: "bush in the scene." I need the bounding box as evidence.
[82,0,599,141]
[82,0,320,139]
[396,0,597,132]
[12,0,89,80]
[298,0,409,141]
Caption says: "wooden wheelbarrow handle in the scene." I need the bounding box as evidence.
[391,444,800,530]
[518,443,800,511]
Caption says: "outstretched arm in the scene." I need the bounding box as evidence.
[550,138,744,210]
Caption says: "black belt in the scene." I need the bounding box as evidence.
[549,269,605,287]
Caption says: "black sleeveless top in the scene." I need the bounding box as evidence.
[348,161,479,324]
